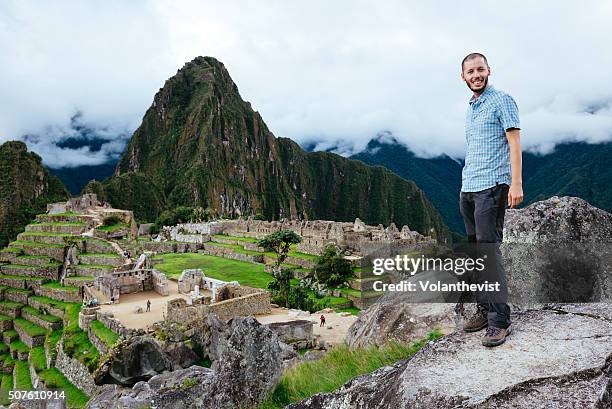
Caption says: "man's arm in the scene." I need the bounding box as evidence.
[506,128,523,208]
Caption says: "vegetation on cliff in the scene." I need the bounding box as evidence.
[0,141,70,247]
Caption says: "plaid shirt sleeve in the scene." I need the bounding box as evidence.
[497,94,520,131]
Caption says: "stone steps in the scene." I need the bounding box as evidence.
[20,306,62,331]
[0,263,60,279]
[35,213,96,225]
[9,341,29,361]
[16,232,72,246]
[0,275,47,290]
[13,318,47,348]
[63,276,95,287]
[12,255,54,267]
[25,223,89,235]
[74,264,115,277]
[7,242,64,262]
[2,330,18,345]
[0,301,25,318]
[78,253,122,266]
[0,315,12,332]
[0,247,23,263]
[2,288,33,304]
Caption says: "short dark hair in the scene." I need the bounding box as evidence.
[461,53,489,71]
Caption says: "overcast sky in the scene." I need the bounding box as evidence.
[2,1,612,168]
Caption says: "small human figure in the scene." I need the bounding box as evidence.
[146,299,151,312]
[320,314,326,327]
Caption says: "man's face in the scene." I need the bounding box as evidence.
[461,57,490,93]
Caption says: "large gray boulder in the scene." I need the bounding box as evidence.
[88,316,294,409]
[94,336,174,386]
[289,304,612,408]
[346,291,461,348]
[502,196,612,307]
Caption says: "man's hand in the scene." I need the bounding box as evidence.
[508,183,523,208]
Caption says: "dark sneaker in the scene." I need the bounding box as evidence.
[463,308,488,332]
[482,325,512,347]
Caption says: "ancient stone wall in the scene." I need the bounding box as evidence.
[13,321,45,348]
[167,287,271,323]
[266,320,315,348]
[96,311,134,338]
[55,339,98,395]
[21,309,62,331]
[199,245,264,263]
[33,286,81,303]
[28,298,64,318]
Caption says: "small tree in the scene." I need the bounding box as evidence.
[268,268,294,308]
[257,230,302,267]
[311,244,355,288]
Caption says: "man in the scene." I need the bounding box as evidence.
[146,299,151,312]
[459,52,523,347]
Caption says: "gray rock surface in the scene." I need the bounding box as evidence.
[290,304,612,409]
[502,196,612,307]
[93,336,173,386]
[88,316,293,409]
[346,291,463,348]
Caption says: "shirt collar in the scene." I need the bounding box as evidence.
[469,84,494,105]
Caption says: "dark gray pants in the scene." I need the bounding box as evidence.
[460,183,511,329]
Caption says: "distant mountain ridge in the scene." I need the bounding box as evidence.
[349,136,612,234]
[85,57,449,240]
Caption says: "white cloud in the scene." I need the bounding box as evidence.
[1,0,612,166]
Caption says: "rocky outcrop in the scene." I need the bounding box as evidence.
[346,291,462,348]
[290,304,612,409]
[93,336,173,386]
[502,196,612,306]
[88,316,296,409]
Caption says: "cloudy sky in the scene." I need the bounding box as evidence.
[1,0,612,168]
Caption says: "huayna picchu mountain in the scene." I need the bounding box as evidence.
[0,141,70,248]
[84,56,449,240]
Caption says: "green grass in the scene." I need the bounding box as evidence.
[0,300,24,309]
[19,232,72,238]
[76,263,114,269]
[0,274,48,282]
[22,306,62,323]
[155,253,274,288]
[95,222,128,232]
[64,276,95,281]
[3,329,18,339]
[0,342,7,354]
[39,368,90,408]
[8,240,64,248]
[36,212,77,217]
[63,304,100,372]
[0,374,12,406]
[14,360,33,390]
[334,306,362,315]
[14,318,48,337]
[29,295,71,311]
[0,314,12,322]
[211,234,259,243]
[1,247,21,253]
[9,340,29,354]
[79,252,119,258]
[5,287,33,294]
[260,330,444,408]
[45,329,62,362]
[337,287,362,297]
[42,281,79,291]
[29,346,47,372]
[30,222,85,226]
[90,320,119,347]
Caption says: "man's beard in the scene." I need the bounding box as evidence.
[466,75,488,93]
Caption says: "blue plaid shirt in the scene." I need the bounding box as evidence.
[462,85,520,192]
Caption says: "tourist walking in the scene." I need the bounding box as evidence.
[146,299,151,312]
[320,314,326,327]
[459,52,523,347]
